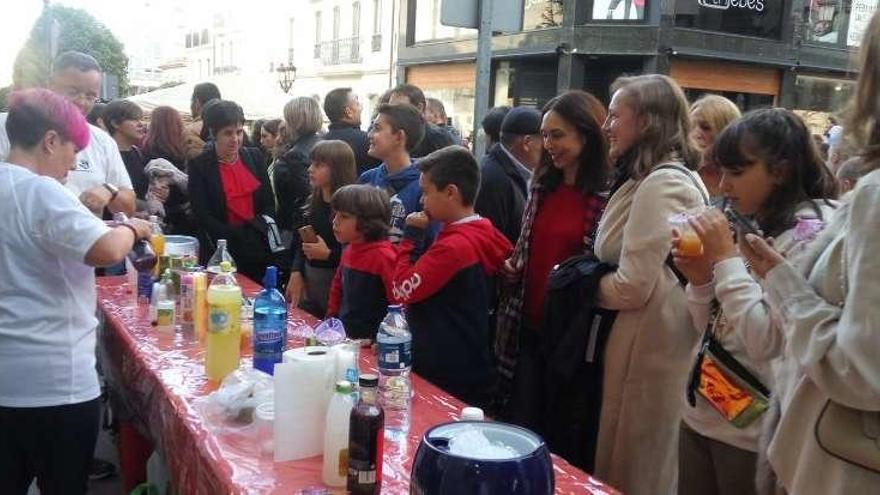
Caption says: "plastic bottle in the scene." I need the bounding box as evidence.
[323,380,356,487]
[192,272,209,342]
[156,299,175,332]
[150,283,164,325]
[159,268,176,305]
[126,234,157,306]
[347,374,384,495]
[206,261,242,382]
[376,305,412,440]
[253,266,287,375]
[149,215,165,277]
[179,273,194,331]
[207,239,237,275]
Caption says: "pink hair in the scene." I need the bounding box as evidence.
[7,89,90,151]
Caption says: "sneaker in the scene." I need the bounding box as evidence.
[88,458,116,481]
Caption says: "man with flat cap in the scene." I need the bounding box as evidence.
[475,106,544,244]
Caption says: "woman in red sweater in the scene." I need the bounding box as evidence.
[495,90,610,426]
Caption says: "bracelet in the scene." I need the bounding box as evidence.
[119,222,140,240]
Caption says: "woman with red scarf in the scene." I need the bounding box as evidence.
[188,100,276,281]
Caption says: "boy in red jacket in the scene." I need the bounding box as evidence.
[393,146,513,407]
[327,184,397,340]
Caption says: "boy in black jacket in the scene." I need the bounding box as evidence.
[327,185,397,340]
[392,146,513,407]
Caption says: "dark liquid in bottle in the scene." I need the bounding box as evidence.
[129,240,157,272]
[347,400,384,494]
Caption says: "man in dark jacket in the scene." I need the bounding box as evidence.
[388,84,458,158]
[322,87,380,175]
[474,106,544,244]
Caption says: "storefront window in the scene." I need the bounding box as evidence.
[593,0,648,20]
[674,0,785,39]
[523,0,564,29]
[793,74,855,113]
[847,0,879,46]
[413,0,477,42]
[792,75,854,136]
[805,1,846,44]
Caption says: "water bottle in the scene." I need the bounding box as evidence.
[207,239,237,275]
[376,305,412,440]
[253,266,287,375]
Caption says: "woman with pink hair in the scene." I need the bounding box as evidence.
[0,89,151,493]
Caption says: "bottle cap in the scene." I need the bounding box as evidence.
[460,407,485,421]
[335,380,353,394]
[220,261,232,272]
[388,304,403,312]
[263,266,277,289]
[358,373,379,388]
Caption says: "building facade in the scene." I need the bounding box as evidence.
[147,0,400,121]
[396,0,878,138]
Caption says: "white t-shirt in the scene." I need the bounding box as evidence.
[0,113,133,196]
[0,162,111,407]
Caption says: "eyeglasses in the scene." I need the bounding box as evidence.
[58,87,99,104]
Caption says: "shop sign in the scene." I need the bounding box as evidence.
[698,0,766,13]
[847,0,880,47]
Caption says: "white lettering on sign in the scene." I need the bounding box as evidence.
[698,0,765,13]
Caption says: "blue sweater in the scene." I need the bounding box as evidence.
[358,162,424,243]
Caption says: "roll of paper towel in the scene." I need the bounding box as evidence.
[274,346,336,462]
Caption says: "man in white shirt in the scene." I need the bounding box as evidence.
[0,51,135,217]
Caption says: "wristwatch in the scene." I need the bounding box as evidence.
[103,182,119,201]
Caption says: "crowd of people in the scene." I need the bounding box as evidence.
[2,9,880,495]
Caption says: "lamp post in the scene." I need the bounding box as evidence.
[276,63,297,93]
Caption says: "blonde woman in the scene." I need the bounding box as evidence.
[742,11,880,494]
[690,95,741,200]
[595,74,709,495]
[274,97,323,234]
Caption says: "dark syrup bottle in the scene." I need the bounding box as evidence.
[347,373,384,494]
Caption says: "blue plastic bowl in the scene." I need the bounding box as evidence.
[410,421,554,495]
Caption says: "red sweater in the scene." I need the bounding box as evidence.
[524,185,604,326]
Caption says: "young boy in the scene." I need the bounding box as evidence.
[392,146,513,407]
[326,184,397,340]
[358,103,426,243]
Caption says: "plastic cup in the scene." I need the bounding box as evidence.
[669,209,705,257]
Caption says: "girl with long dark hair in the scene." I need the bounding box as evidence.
[672,108,838,495]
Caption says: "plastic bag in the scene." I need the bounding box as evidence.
[314,317,346,346]
[197,368,274,425]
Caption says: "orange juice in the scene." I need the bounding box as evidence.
[679,230,703,257]
[206,263,241,382]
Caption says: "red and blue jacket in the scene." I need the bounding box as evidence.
[327,240,397,340]
[392,216,513,406]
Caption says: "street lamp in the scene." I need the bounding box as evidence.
[276,63,297,93]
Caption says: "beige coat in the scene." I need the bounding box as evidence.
[593,163,708,495]
[762,169,880,494]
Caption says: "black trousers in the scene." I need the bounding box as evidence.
[0,398,100,495]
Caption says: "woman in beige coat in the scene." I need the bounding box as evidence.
[593,74,708,495]
[741,12,880,494]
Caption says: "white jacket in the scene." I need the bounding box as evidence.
[764,169,880,494]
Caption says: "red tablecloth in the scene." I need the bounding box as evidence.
[96,275,618,494]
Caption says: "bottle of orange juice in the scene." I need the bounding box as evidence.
[149,215,165,277]
[206,261,241,382]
